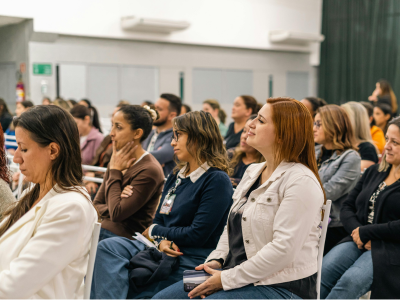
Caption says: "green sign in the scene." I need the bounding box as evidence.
[33,63,52,75]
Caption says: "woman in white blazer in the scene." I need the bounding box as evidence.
[154,97,325,299]
[0,105,97,299]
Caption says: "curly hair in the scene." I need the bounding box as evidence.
[0,124,10,184]
[173,111,230,174]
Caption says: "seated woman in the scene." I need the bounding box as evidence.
[79,98,103,133]
[0,125,14,219]
[70,105,104,165]
[361,101,386,154]
[300,96,327,118]
[228,115,264,187]
[90,111,233,299]
[93,105,165,241]
[314,105,361,255]
[342,102,379,171]
[373,103,392,135]
[0,105,97,298]
[154,97,325,299]
[321,117,400,299]
[368,79,398,115]
[202,99,228,137]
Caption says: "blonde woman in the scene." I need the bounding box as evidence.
[342,102,379,171]
[203,99,228,137]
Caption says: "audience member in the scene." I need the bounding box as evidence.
[342,102,379,171]
[301,96,327,118]
[42,97,52,105]
[321,116,400,299]
[203,99,228,137]
[228,114,264,187]
[70,105,104,165]
[52,98,70,110]
[361,101,386,154]
[0,125,14,219]
[67,99,77,108]
[225,95,259,149]
[154,97,324,299]
[141,100,153,107]
[142,93,182,177]
[0,98,13,132]
[0,105,97,298]
[368,79,398,115]
[5,100,34,154]
[93,105,164,241]
[118,100,130,106]
[373,103,392,135]
[79,98,103,133]
[91,111,233,299]
[314,105,361,255]
[180,103,191,115]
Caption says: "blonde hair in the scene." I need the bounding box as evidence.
[341,102,376,152]
[173,111,230,174]
[203,99,227,124]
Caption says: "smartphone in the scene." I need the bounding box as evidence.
[183,270,212,292]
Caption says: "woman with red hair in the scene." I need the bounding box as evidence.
[154,97,325,299]
[0,124,15,218]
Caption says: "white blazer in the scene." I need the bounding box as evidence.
[0,186,97,299]
[206,161,324,291]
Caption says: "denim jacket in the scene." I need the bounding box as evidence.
[315,145,361,227]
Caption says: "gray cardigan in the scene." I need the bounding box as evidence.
[316,145,361,227]
[0,178,15,218]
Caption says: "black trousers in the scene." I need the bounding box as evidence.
[323,226,348,256]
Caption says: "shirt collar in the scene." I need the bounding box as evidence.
[178,162,210,183]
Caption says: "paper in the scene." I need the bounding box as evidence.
[133,232,156,248]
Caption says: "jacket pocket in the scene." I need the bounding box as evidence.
[254,195,280,226]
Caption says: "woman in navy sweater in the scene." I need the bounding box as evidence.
[90,111,233,299]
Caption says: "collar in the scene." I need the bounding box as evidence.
[154,127,173,136]
[178,162,210,183]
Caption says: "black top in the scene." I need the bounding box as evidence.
[340,164,400,298]
[225,122,243,149]
[223,175,317,299]
[317,148,334,169]
[0,112,13,132]
[358,142,378,163]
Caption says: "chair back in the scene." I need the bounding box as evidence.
[83,222,101,299]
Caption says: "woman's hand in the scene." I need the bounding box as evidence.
[109,141,137,171]
[142,226,151,240]
[121,185,133,198]
[195,260,222,271]
[352,227,364,249]
[364,240,371,251]
[158,240,182,257]
[368,95,378,102]
[86,181,98,195]
[188,265,223,299]
[85,171,95,178]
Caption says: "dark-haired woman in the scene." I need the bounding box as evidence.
[373,103,392,135]
[229,115,264,187]
[93,105,164,241]
[0,98,13,132]
[321,117,400,299]
[0,124,14,219]
[90,111,233,299]
[225,95,259,149]
[301,97,327,118]
[79,98,103,133]
[0,105,97,298]
[70,105,104,165]
[369,79,398,115]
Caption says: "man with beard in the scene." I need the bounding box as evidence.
[142,93,182,177]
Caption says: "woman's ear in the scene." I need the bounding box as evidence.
[133,128,144,141]
[49,142,60,161]
[84,115,91,125]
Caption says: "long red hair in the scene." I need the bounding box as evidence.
[267,97,325,203]
[0,124,10,184]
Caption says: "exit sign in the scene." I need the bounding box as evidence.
[33,63,52,75]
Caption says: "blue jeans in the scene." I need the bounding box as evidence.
[153,281,301,299]
[90,237,212,299]
[98,228,119,242]
[321,241,373,299]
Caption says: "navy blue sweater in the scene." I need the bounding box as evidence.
[151,167,233,249]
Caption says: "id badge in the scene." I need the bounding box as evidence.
[160,194,176,215]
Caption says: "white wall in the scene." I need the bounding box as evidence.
[29,35,315,122]
[1,0,322,52]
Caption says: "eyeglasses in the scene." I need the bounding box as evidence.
[171,131,182,142]
[314,121,322,129]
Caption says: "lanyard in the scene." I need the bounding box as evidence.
[167,178,182,196]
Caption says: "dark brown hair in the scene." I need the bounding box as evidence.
[240,95,260,115]
[378,79,397,113]
[0,124,10,184]
[0,105,93,236]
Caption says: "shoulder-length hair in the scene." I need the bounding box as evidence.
[379,116,400,172]
[229,115,265,172]
[0,124,10,184]
[267,97,325,203]
[379,79,397,114]
[173,111,230,174]
[0,105,95,237]
[317,105,358,154]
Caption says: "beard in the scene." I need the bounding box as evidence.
[153,116,168,127]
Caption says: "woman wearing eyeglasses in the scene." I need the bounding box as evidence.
[90,111,233,299]
[313,105,361,255]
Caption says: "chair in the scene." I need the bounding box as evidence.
[83,222,102,299]
[317,200,332,299]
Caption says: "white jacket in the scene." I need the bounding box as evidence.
[0,186,97,299]
[206,161,324,291]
